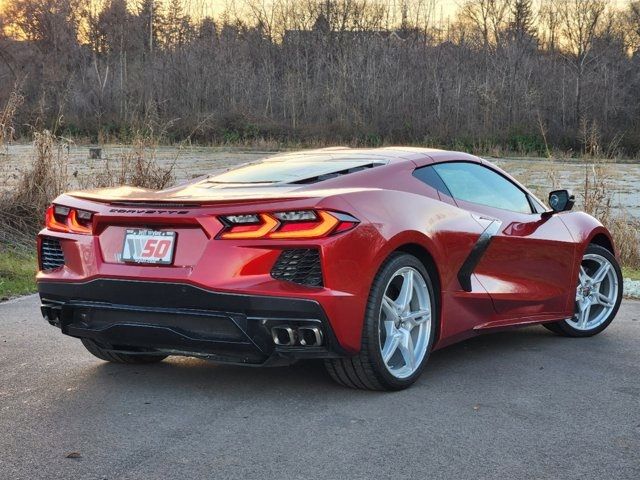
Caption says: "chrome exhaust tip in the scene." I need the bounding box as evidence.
[298,326,323,347]
[271,326,296,346]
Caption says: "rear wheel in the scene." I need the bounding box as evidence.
[81,338,168,364]
[325,253,437,391]
[544,244,622,337]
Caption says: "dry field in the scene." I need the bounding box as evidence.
[1,144,639,219]
[493,157,640,219]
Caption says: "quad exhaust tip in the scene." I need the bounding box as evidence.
[271,326,323,347]
[298,326,323,346]
[272,326,296,346]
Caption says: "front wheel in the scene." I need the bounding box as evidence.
[325,253,437,390]
[544,244,622,337]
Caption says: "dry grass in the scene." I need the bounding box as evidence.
[581,162,616,224]
[609,215,640,269]
[1,127,175,249]
[0,88,24,151]
[0,130,70,247]
[581,161,640,268]
[78,133,175,191]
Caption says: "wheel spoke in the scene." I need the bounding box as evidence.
[382,322,400,363]
[579,265,590,284]
[591,262,610,284]
[381,296,398,320]
[398,329,416,371]
[579,300,592,328]
[396,270,414,312]
[403,309,431,329]
[596,291,614,308]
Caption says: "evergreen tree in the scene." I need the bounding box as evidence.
[507,0,537,49]
[136,0,163,54]
[96,0,131,55]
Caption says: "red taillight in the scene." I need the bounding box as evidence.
[45,206,68,232]
[218,210,358,240]
[220,213,279,239]
[45,205,94,235]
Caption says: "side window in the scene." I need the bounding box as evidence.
[432,162,532,214]
[413,166,452,197]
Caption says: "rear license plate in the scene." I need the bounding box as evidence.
[121,229,176,265]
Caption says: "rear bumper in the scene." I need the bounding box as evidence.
[38,279,346,365]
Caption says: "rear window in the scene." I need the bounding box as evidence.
[208,159,384,184]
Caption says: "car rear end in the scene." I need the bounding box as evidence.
[37,193,372,365]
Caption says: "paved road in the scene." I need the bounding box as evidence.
[1,295,639,480]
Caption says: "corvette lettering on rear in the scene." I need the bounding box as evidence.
[109,208,189,214]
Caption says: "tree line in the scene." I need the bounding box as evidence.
[1,0,640,156]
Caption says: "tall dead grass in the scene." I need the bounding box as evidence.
[0,89,24,152]
[0,127,175,249]
[78,134,175,191]
[581,161,640,268]
[0,130,70,248]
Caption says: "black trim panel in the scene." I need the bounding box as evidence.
[38,279,346,364]
[457,220,502,292]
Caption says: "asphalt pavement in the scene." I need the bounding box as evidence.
[1,294,639,480]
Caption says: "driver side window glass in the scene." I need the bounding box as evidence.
[433,162,532,214]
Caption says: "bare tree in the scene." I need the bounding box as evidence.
[0,0,638,156]
[557,0,607,125]
[626,1,640,51]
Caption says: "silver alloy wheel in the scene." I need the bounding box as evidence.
[378,266,432,379]
[568,253,619,331]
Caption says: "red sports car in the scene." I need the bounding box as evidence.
[37,147,623,390]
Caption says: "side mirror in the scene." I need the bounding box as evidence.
[548,189,575,213]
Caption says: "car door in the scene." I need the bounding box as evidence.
[429,161,576,319]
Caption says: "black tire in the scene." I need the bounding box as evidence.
[324,252,437,391]
[543,244,623,337]
[81,338,168,364]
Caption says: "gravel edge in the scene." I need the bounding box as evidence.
[624,279,640,299]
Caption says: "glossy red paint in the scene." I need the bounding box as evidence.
[36,147,615,354]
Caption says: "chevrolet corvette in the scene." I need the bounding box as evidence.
[37,147,623,390]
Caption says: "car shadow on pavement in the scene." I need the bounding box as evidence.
[74,324,596,396]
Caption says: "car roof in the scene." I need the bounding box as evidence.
[266,146,481,164]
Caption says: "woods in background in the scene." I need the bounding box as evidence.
[1,0,640,156]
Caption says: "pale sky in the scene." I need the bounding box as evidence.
[161,0,629,19]
[0,1,630,23]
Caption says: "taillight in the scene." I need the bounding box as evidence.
[218,210,358,240]
[45,205,94,235]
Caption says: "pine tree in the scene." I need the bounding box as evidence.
[136,0,163,54]
[508,0,537,49]
[164,0,193,48]
[96,0,130,55]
